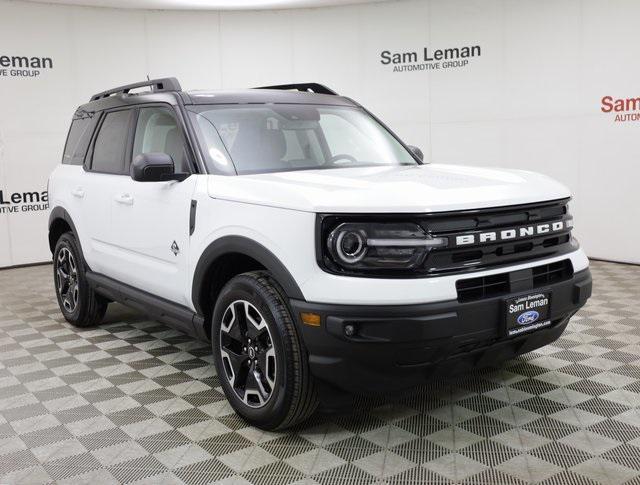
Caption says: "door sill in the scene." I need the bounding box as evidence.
[86,271,207,340]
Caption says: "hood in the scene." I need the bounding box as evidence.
[207,164,571,213]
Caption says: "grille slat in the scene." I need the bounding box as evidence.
[456,260,573,303]
[533,260,574,287]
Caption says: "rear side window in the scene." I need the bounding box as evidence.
[62,113,97,165]
[91,110,132,174]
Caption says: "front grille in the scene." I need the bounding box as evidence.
[456,259,573,303]
[422,198,574,275]
[318,198,575,278]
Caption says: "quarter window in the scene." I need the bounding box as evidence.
[91,110,132,174]
[62,114,97,165]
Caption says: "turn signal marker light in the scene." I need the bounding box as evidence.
[301,312,321,327]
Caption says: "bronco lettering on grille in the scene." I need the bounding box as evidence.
[453,219,571,247]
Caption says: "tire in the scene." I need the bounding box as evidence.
[211,271,318,430]
[53,232,107,328]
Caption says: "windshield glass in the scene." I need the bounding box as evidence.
[188,104,418,175]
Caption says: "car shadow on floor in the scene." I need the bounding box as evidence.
[90,303,526,434]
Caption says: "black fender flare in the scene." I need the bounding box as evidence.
[48,206,83,256]
[191,235,305,316]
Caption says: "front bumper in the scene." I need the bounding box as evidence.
[290,268,592,394]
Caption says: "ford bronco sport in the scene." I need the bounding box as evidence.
[48,78,592,429]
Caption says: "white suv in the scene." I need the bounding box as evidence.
[48,78,592,429]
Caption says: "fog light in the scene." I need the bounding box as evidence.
[301,312,321,327]
[344,324,356,337]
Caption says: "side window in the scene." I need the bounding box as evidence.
[62,114,97,165]
[91,110,132,174]
[133,107,190,173]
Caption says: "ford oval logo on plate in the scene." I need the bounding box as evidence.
[517,310,540,326]
[506,292,550,337]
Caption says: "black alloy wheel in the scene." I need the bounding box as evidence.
[219,300,277,408]
[211,271,318,429]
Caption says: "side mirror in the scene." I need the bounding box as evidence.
[407,145,424,162]
[130,153,188,182]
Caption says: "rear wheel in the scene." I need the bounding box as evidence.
[53,232,107,327]
[212,271,318,430]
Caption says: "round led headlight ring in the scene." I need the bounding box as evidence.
[334,229,367,264]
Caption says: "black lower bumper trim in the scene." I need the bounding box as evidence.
[290,268,592,394]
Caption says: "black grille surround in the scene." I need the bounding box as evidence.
[317,198,577,278]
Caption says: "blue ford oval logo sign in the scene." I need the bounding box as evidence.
[517,310,539,325]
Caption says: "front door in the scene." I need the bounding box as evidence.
[107,106,197,308]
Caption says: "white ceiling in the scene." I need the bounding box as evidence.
[22,0,391,10]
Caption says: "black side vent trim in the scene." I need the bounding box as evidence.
[189,200,197,236]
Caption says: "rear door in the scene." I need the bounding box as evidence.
[81,108,135,274]
[107,105,198,307]
[52,111,99,262]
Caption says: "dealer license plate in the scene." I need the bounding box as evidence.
[505,292,551,337]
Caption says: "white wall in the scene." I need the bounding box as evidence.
[0,0,638,267]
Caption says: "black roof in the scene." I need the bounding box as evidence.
[183,89,357,106]
[78,78,358,113]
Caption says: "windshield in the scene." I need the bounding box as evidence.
[188,104,418,175]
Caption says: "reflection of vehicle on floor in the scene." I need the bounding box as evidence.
[48,78,592,429]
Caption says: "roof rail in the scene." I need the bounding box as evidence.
[90,77,182,102]
[253,83,337,95]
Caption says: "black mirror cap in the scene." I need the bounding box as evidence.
[131,153,177,182]
[407,145,424,162]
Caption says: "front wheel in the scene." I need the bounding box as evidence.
[211,271,318,430]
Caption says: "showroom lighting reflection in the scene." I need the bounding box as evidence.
[26,0,389,10]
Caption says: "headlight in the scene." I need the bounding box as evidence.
[325,221,447,274]
[333,227,367,263]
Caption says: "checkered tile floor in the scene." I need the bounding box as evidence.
[0,261,639,484]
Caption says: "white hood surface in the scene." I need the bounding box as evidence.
[208,164,571,213]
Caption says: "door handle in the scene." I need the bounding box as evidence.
[114,193,134,206]
[71,187,85,199]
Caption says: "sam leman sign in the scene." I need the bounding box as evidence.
[0,54,53,78]
[380,45,481,72]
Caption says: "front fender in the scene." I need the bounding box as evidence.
[191,235,304,317]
